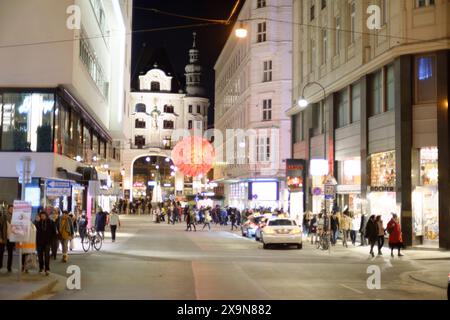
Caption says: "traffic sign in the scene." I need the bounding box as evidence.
[46,180,72,197]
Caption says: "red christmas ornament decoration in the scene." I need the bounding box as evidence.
[171,136,215,177]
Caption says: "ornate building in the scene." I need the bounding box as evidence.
[122,33,210,200]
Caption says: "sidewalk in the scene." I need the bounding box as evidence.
[0,268,65,300]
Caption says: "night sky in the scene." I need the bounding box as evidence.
[132,0,243,126]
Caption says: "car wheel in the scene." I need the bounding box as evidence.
[297,243,302,250]
[263,243,269,249]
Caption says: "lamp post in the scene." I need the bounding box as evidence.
[297,82,334,252]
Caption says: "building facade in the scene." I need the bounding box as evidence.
[0,0,133,218]
[122,34,210,201]
[287,0,450,249]
[214,0,293,211]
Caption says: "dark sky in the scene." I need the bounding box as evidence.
[132,0,243,127]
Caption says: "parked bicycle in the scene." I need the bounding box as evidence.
[82,228,103,252]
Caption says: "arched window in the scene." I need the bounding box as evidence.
[151,81,160,91]
[135,119,146,129]
[135,103,146,113]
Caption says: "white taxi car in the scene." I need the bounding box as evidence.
[260,218,302,249]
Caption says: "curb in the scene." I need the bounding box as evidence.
[21,276,64,300]
[408,273,447,290]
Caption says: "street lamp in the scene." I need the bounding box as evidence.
[235,22,247,38]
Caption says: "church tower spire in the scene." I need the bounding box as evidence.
[185,32,205,96]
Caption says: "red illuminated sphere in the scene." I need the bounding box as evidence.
[171,136,215,177]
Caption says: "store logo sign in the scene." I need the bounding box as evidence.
[367,265,381,290]
[366,5,382,30]
[66,5,81,30]
[370,186,395,192]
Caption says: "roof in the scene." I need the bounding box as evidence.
[132,46,184,93]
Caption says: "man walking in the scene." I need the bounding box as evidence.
[359,214,368,246]
[35,211,56,275]
[109,210,121,242]
[57,211,74,263]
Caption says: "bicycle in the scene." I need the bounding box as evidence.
[317,231,330,250]
[81,228,103,252]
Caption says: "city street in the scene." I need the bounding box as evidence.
[46,215,448,300]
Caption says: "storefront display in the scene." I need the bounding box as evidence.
[337,158,361,214]
[413,147,439,244]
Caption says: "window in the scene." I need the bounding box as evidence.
[135,119,146,129]
[310,38,316,70]
[163,105,174,113]
[321,0,327,10]
[335,16,341,55]
[386,65,395,110]
[263,60,272,82]
[350,1,356,44]
[134,135,145,148]
[293,111,305,143]
[89,0,110,47]
[322,30,328,65]
[0,93,54,152]
[268,219,294,226]
[310,4,315,21]
[188,120,193,130]
[351,82,361,122]
[151,82,160,91]
[163,136,171,149]
[415,56,437,103]
[188,105,193,113]
[197,105,201,114]
[416,0,435,8]
[163,120,174,129]
[257,22,267,43]
[337,89,350,127]
[257,137,271,162]
[370,71,382,116]
[257,0,266,8]
[135,103,146,113]
[262,99,272,121]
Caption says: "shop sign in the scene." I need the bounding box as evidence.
[286,159,305,193]
[9,201,32,242]
[337,185,361,194]
[370,186,395,192]
[46,180,72,197]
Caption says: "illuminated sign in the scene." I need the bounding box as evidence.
[286,159,305,193]
[310,159,329,176]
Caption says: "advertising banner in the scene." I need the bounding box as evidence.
[286,159,306,193]
[9,200,32,242]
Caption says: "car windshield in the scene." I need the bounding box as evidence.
[268,219,295,226]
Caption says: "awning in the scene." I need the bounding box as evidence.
[57,167,83,182]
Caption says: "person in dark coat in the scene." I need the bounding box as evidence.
[0,205,15,272]
[330,213,340,245]
[77,214,88,241]
[359,214,368,246]
[230,210,237,231]
[365,215,378,257]
[35,211,56,275]
[95,209,108,240]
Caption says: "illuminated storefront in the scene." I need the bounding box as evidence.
[368,151,399,227]
[310,159,328,214]
[412,147,439,245]
[337,158,362,214]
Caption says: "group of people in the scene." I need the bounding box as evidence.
[304,210,404,257]
[0,204,122,276]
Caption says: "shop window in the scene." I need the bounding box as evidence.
[370,71,383,116]
[415,56,437,104]
[420,147,438,186]
[351,82,361,122]
[337,88,349,128]
[370,151,396,187]
[0,93,54,152]
[386,65,395,111]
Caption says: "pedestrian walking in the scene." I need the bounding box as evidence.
[95,209,107,240]
[50,208,60,260]
[35,211,56,275]
[309,215,318,244]
[77,214,88,241]
[365,215,378,257]
[230,210,238,231]
[341,211,351,248]
[359,214,368,246]
[57,211,74,263]
[186,207,197,232]
[330,212,340,245]
[387,213,404,257]
[350,213,361,246]
[69,213,76,251]
[109,210,121,242]
[0,205,15,272]
[376,215,385,255]
[202,210,212,231]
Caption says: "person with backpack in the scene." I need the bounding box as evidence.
[57,211,74,263]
